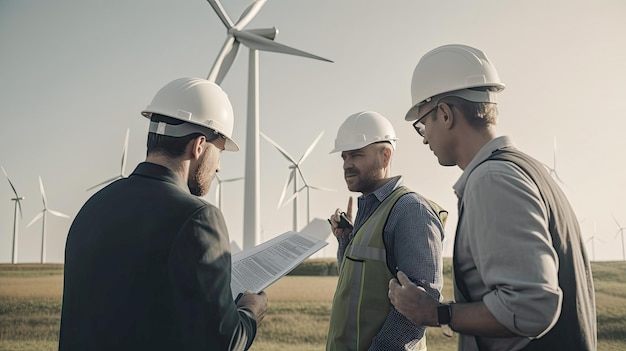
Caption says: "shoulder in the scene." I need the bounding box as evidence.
[389,191,444,225]
[468,159,537,192]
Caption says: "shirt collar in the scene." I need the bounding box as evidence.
[131,162,190,193]
[360,175,403,203]
[453,136,516,199]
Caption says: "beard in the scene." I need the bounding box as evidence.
[344,159,383,194]
[188,147,214,196]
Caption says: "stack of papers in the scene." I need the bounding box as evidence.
[231,230,328,299]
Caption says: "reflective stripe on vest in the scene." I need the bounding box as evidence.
[327,186,426,351]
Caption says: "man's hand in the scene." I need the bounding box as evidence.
[236,290,268,324]
[329,197,354,239]
[388,271,439,326]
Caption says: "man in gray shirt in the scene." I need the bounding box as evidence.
[388,44,596,350]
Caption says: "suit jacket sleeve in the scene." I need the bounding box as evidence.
[169,204,257,351]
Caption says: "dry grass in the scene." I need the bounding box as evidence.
[0,260,625,351]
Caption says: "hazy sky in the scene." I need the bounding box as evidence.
[1,0,625,263]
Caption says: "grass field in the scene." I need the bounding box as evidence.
[1,260,625,350]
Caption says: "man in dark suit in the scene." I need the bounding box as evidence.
[59,77,268,351]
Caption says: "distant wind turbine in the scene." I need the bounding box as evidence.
[585,221,603,262]
[214,174,243,209]
[27,176,70,264]
[261,131,330,231]
[543,136,564,184]
[206,0,333,249]
[281,174,336,225]
[2,166,25,264]
[612,214,626,261]
[87,128,130,191]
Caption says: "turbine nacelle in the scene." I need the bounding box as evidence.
[206,0,332,85]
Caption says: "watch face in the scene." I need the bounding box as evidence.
[437,304,452,325]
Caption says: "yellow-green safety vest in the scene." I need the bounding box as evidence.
[326,186,428,351]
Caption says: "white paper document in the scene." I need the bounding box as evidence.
[230,231,328,299]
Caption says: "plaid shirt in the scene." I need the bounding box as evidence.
[336,176,444,350]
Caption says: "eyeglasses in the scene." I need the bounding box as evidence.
[412,105,438,137]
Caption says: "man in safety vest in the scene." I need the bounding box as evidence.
[326,111,446,351]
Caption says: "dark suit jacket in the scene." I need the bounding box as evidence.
[59,162,256,351]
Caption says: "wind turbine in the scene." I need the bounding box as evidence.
[261,131,328,231]
[543,136,564,184]
[612,214,626,261]
[205,0,333,249]
[27,176,70,264]
[2,166,25,264]
[214,174,243,209]
[585,221,603,262]
[281,173,335,225]
[87,128,130,191]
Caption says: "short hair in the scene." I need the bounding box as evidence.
[436,89,499,128]
[146,114,218,158]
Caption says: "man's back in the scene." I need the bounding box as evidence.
[59,162,252,350]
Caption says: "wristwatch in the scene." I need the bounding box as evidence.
[437,302,455,337]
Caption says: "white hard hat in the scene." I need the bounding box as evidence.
[405,44,505,121]
[141,77,239,151]
[330,111,398,153]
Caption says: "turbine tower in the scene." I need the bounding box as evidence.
[214,174,244,209]
[585,221,603,262]
[543,136,564,184]
[27,176,70,264]
[87,128,130,191]
[261,131,328,231]
[2,166,25,264]
[612,214,626,261]
[205,0,333,249]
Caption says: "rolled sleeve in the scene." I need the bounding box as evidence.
[465,161,562,337]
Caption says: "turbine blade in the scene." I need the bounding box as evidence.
[222,177,244,183]
[280,186,305,209]
[48,209,70,219]
[233,0,267,30]
[39,176,48,209]
[215,41,240,85]
[207,0,234,28]
[298,131,324,165]
[207,36,238,84]
[278,171,295,208]
[26,211,44,228]
[612,214,622,228]
[86,176,121,191]
[2,166,20,197]
[308,185,336,192]
[260,132,296,164]
[233,29,333,62]
[121,128,129,177]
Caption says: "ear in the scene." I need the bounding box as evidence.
[382,146,392,167]
[439,103,455,130]
[188,135,206,160]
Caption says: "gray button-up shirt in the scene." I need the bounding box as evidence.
[453,136,562,351]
